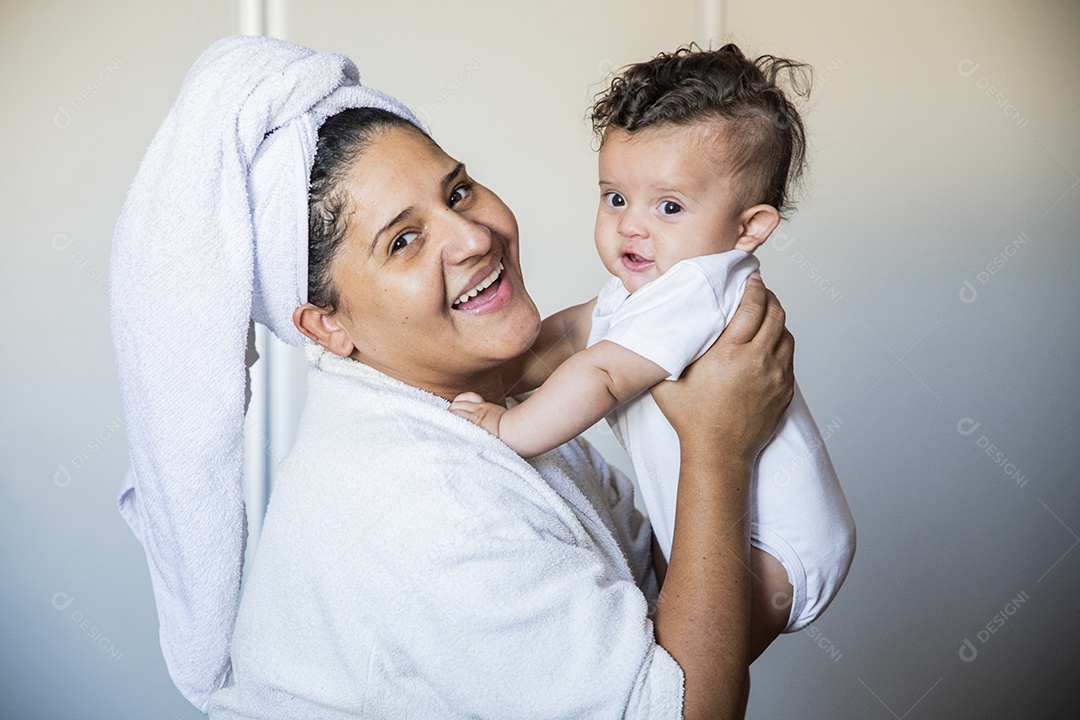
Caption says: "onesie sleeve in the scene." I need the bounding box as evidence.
[601,261,726,380]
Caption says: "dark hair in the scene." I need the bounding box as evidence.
[590,43,811,214]
[307,107,424,311]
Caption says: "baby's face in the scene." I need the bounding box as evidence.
[595,124,747,293]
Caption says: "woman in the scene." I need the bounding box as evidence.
[111,38,792,720]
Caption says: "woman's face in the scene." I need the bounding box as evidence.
[326,125,540,398]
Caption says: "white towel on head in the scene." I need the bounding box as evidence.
[109,35,422,711]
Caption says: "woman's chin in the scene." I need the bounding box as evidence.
[496,300,541,367]
[458,271,539,349]
[494,293,541,361]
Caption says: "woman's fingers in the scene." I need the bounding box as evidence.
[722,273,768,346]
[777,327,795,365]
[707,274,788,355]
[750,285,787,351]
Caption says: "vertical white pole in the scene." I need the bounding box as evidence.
[257,0,306,507]
[265,0,288,39]
[239,0,304,571]
[262,0,302,496]
[243,324,270,565]
[696,0,726,48]
[238,0,268,570]
[237,0,264,36]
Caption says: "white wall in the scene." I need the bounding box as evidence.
[0,2,235,717]
[722,2,1080,717]
[1,1,1076,717]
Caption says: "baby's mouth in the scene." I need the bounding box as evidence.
[621,252,654,270]
[452,262,504,309]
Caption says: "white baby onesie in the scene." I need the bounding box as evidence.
[588,249,856,631]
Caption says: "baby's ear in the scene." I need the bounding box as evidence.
[734,204,781,252]
[293,303,356,357]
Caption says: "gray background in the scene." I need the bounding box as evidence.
[2,0,1077,717]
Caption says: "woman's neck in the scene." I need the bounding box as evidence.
[353,352,511,406]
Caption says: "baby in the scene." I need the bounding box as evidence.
[451,45,855,646]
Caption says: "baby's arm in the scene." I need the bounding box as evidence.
[452,340,669,458]
[501,299,596,395]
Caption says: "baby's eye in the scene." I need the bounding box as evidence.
[391,231,418,254]
[449,182,472,207]
[660,201,683,216]
[604,192,626,208]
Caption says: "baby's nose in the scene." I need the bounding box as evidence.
[616,209,648,238]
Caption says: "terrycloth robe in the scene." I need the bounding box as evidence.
[208,348,685,719]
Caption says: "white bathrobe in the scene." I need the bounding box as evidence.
[209,348,685,719]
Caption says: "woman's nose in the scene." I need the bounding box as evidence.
[440,210,492,264]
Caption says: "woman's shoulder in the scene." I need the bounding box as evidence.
[271,366,578,540]
[264,354,650,567]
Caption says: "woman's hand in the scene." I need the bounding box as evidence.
[649,274,794,720]
[651,273,794,466]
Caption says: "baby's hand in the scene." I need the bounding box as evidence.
[449,392,507,439]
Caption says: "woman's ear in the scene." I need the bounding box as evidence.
[293,303,356,357]
[734,204,781,253]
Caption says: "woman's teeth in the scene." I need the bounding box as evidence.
[453,263,503,306]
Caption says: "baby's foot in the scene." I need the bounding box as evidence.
[449,392,507,439]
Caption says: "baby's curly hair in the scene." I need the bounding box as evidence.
[591,43,811,215]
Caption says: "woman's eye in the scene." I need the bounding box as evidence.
[391,231,418,254]
[605,192,626,208]
[449,183,471,207]
[660,201,683,216]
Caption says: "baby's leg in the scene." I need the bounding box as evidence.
[751,382,857,634]
[749,547,793,663]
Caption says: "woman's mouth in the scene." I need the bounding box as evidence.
[452,261,508,313]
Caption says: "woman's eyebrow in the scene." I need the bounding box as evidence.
[444,162,465,187]
[370,206,414,254]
